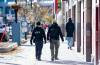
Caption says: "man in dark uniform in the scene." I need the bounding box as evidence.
[47,21,64,61]
[30,21,46,61]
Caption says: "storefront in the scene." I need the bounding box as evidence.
[65,0,95,63]
[0,0,21,45]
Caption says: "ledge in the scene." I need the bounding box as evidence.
[0,42,18,53]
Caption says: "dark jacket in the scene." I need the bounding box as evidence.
[47,23,64,41]
[30,26,46,43]
[66,21,75,37]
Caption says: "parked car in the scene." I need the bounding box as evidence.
[0,24,8,42]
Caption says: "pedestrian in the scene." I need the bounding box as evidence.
[66,18,75,50]
[30,21,46,61]
[47,21,64,61]
[24,32,27,40]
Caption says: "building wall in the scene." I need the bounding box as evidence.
[80,0,84,55]
[98,0,100,65]
[92,0,96,64]
[76,1,81,52]
[84,0,92,62]
[64,0,100,64]
[65,0,93,63]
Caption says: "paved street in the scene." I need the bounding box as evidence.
[0,40,93,65]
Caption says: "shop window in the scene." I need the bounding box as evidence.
[7,0,15,2]
[0,7,3,15]
[5,7,10,14]
[5,7,15,23]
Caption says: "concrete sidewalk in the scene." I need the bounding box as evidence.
[0,40,93,65]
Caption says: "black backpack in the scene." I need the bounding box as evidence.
[50,27,59,39]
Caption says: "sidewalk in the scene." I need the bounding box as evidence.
[0,40,94,65]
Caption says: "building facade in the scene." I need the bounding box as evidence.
[63,0,100,65]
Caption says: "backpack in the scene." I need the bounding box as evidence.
[50,27,59,39]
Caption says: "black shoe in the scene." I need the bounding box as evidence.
[51,58,54,61]
[70,47,72,50]
[30,42,33,45]
[38,58,41,61]
[55,58,59,60]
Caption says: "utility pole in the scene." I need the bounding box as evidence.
[15,0,17,23]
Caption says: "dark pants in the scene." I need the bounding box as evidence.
[35,41,43,59]
[24,32,27,40]
[50,39,60,59]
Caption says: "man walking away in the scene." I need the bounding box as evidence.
[30,21,46,61]
[47,21,64,61]
[66,18,75,50]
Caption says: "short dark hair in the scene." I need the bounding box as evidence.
[68,18,72,22]
[36,22,41,25]
[53,21,58,26]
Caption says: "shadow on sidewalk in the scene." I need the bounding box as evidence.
[21,45,35,47]
[42,60,93,65]
[0,62,20,65]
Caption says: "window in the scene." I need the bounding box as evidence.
[7,0,15,2]
[0,0,4,2]
[0,7,3,15]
